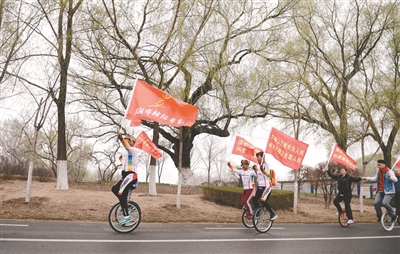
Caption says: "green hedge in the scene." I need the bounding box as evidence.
[202,186,293,211]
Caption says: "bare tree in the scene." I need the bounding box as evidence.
[289,164,311,200]
[157,151,168,184]
[349,5,400,166]
[313,162,336,209]
[31,0,84,190]
[0,0,39,94]
[199,135,227,185]
[67,140,92,182]
[91,149,120,182]
[74,0,297,207]
[25,96,52,202]
[272,1,399,161]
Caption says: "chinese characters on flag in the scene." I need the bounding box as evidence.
[125,79,198,127]
[134,131,162,159]
[328,144,356,171]
[231,136,262,163]
[265,127,309,170]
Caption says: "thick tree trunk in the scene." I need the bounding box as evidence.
[148,164,157,196]
[56,160,69,190]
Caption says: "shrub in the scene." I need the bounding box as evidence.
[33,167,53,182]
[202,186,294,211]
[0,161,25,180]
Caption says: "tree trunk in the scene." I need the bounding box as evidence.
[56,160,69,190]
[26,129,39,202]
[148,123,159,196]
[148,164,157,196]
[25,161,34,202]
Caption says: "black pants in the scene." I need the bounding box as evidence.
[111,172,136,216]
[333,193,353,220]
[253,187,275,216]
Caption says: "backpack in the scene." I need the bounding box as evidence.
[270,169,276,187]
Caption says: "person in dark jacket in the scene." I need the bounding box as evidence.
[324,166,362,224]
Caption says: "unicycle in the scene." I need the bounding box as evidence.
[381,211,396,231]
[339,211,349,227]
[252,206,273,233]
[108,188,141,233]
[241,208,254,228]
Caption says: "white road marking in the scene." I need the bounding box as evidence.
[0,224,29,227]
[1,235,399,243]
[204,227,285,230]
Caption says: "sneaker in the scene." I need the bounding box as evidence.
[391,215,398,223]
[118,216,132,226]
[270,214,278,221]
[245,214,253,219]
[377,217,381,222]
[347,219,354,224]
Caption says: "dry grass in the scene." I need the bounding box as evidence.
[0,179,378,224]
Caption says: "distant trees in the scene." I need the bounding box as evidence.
[278,1,400,162]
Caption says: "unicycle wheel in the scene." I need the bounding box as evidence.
[108,201,141,233]
[253,206,273,233]
[241,210,254,228]
[339,211,349,227]
[381,211,395,232]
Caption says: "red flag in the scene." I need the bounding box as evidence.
[328,144,356,171]
[125,79,198,127]
[265,127,309,170]
[231,136,262,163]
[134,131,162,159]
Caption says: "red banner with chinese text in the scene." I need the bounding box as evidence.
[328,144,356,171]
[125,79,198,127]
[265,127,309,170]
[134,131,162,159]
[231,136,262,164]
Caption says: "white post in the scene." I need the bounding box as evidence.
[293,170,298,214]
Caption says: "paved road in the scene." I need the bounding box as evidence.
[1,219,399,254]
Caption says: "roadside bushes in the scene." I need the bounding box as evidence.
[202,186,293,211]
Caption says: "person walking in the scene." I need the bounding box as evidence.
[324,166,362,224]
[362,160,398,222]
[252,152,278,221]
[228,159,257,219]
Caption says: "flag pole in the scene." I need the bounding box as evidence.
[392,155,400,170]
[325,144,336,169]
[263,129,272,165]
[124,78,138,118]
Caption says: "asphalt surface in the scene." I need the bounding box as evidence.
[1,219,399,254]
